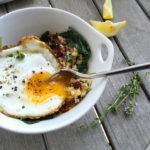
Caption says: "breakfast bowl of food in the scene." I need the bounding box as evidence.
[0,7,114,134]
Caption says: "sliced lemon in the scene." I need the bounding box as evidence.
[90,20,127,37]
[103,0,113,19]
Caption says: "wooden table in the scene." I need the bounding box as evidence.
[0,0,150,150]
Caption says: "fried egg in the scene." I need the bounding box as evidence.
[0,36,69,119]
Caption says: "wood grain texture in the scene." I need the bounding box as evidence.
[94,0,150,98]
[45,110,111,150]
[50,0,101,21]
[50,0,150,149]
[0,130,46,150]
[136,0,150,18]
[0,5,6,15]
[7,0,51,11]
[96,39,150,150]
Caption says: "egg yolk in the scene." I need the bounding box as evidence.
[26,71,70,104]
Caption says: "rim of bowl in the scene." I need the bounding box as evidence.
[0,7,113,134]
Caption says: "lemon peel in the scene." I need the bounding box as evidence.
[103,0,113,19]
[90,20,127,37]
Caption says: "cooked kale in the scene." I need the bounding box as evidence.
[40,31,50,42]
[22,115,54,124]
[60,27,91,73]
[0,37,2,48]
[40,27,91,73]
[22,119,39,124]
[60,27,91,57]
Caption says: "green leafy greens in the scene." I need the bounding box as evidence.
[40,31,50,42]
[59,27,91,73]
[22,115,55,125]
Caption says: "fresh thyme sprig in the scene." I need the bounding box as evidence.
[78,59,144,130]
[78,72,141,130]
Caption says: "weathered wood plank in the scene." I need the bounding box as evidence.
[0,5,6,15]
[6,1,110,150]
[97,39,150,150]
[7,0,51,11]
[50,0,150,149]
[0,130,46,150]
[50,0,100,21]
[46,110,111,150]
[136,0,150,18]
[94,0,150,98]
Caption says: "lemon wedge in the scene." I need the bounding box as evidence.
[103,0,113,19]
[90,20,127,37]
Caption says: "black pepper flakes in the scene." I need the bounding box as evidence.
[22,106,25,109]
[14,86,18,91]
[13,75,17,79]
[32,70,35,74]
[5,93,10,97]
[9,65,13,68]
[0,86,2,89]
[22,79,25,84]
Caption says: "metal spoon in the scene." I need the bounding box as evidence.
[48,62,150,81]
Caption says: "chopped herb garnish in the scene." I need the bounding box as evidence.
[7,54,14,57]
[7,51,25,60]
[16,51,25,60]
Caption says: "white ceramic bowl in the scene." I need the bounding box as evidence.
[0,7,114,134]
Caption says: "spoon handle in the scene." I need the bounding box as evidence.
[88,62,150,79]
[49,62,150,81]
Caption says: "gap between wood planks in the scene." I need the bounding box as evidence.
[91,0,150,149]
[92,0,150,101]
[135,0,150,20]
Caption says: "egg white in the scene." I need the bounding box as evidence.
[0,37,64,119]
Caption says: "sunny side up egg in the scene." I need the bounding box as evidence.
[0,36,69,119]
